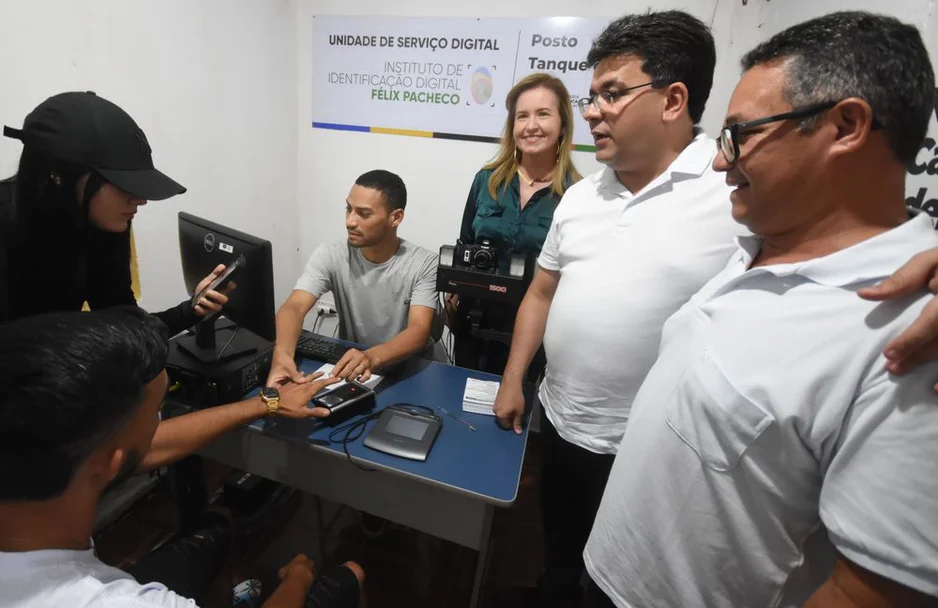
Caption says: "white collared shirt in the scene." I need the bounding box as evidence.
[0,546,196,607]
[585,213,938,607]
[536,131,747,453]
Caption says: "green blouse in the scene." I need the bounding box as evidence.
[459,168,567,273]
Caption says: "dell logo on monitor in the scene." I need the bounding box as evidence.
[203,233,216,252]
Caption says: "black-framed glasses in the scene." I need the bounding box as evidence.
[576,81,661,116]
[717,101,839,165]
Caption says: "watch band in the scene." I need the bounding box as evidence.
[260,391,280,417]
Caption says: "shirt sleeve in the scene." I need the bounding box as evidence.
[153,300,199,336]
[88,579,197,607]
[536,210,561,271]
[819,363,938,596]
[294,244,335,298]
[409,251,439,310]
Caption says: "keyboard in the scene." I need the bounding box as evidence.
[295,332,351,363]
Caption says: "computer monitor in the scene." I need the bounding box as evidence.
[176,212,276,363]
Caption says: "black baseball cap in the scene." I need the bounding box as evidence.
[2,91,186,201]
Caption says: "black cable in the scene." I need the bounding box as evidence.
[327,403,441,472]
[328,412,383,472]
[438,292,454,364]
[216,326,240,359]
[388,403,437,417]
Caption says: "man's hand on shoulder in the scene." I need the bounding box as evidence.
[859,247,938,389]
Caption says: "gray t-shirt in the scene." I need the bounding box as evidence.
[295,239,439,347]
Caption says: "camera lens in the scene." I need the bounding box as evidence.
[473,249,494,270]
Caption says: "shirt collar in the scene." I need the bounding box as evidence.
[0,545,96,572]
[598,166,626,195]
[734,213,938,287]
[669,129,716,178]
[597,128,715,197]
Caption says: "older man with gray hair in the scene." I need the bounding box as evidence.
[584,11,938,608]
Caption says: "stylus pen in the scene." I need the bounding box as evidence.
[439,406,476,432]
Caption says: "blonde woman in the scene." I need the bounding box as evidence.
[450,73,581,372]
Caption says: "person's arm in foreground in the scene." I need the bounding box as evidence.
[809,364,938,607]
[859,247,938,385]
[140,372,338,472]
[268,246,335,386]
[493,265,560,433]
[331,305,434,381]
[268,289,318,386]
[805,555,936,608]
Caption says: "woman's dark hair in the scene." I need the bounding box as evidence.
[8,146,100,232]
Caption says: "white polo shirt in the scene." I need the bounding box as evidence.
[536,131,746,453]
[584,213,938,607]
[0,546,195,607]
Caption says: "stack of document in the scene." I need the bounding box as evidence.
[462,378,500,416]
[312,363,383,393]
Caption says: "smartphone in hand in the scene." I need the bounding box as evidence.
[191,254,246,309]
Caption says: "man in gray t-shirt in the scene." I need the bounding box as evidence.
[267,170,440,385]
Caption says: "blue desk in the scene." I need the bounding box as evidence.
[197,356,530,607]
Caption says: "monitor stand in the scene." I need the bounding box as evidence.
[175,316,259,364]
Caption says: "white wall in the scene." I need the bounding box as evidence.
[0,0,299,314]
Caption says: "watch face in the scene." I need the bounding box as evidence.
[260,387,280,400]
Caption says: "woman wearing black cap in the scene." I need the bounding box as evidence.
[0,91,228,332]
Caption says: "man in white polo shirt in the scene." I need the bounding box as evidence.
[491,11,746,607]
[584,11,938,607]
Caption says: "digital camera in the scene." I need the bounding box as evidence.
[455,238,498,271]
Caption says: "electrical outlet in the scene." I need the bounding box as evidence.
[316,303,337,316]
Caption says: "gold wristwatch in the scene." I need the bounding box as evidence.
[259,387,281,416]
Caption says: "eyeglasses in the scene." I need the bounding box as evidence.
[717,101,839,166]
[576,81,660,116]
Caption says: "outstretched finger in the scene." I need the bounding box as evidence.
[859,250,938,300]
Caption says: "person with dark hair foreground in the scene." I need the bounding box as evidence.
[0,91,230,333]
[585,11,938,607]
[267,169,441,385]
[0,307,364,607]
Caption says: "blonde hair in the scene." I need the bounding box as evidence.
[483,73,582,200]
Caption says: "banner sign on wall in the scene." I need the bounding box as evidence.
[311,15,610,150]
[312,15,936,210]
[907,89,938,214]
